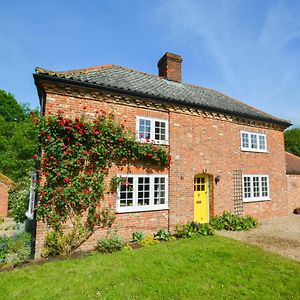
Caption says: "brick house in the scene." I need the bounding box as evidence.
[33,52,290,255]
[0,173,15,217]
[285,151,300,213]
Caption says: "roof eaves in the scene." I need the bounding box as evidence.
[34,73,291,128]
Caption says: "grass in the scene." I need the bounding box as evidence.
[0,235,299,300]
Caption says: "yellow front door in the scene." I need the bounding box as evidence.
[194,175,209,223]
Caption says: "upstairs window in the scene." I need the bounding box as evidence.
[240,131,267,152]
[242,175,270,202]
[136,117,168,144]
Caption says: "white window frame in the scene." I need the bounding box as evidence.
[240,131,267,153]
[242,175,270,202]
[116,174,168,213]
[136,116,169,144]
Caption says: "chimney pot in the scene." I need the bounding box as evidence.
[157,52,182,82]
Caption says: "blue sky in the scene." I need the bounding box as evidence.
[1,0,299,126]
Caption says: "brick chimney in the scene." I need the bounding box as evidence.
[157,52,182,82]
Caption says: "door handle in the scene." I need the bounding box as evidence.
[196,201,202,204]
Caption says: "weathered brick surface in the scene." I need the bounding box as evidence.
[34,87,288,257]
[287,175,300,213]
[0,182,9,217]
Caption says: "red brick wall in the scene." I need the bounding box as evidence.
[0,182,9,217]
[287,175,300,213]
[34,88,288,257]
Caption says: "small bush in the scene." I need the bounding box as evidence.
[0,232,31,268]
[174,223,196,238]
[42,231,60,258]
[198,223,214,236]
[0,217,4,224]
[96,236,126,253]
[174,222,214,238]
[210,212,258,231]
[8,177,30,223]
[132,231,144,242]
[42,218,90,258]
[138,236,159,247]
[154,228,176,241]
[0,236,8,264]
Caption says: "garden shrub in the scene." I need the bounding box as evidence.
[42,231,60,258]
[42,217,90,258]
[0,217,4,224]
[138,236,159,247]
[0,232,31,268]
[210,211,258,231]
[132,231,145,242]
[0,236,8,264]
[96,236,126,253]
[154,228,175,241]
[174,222,214,238]
[8,177,30,223]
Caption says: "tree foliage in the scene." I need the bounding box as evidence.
[284,128,300,157]
[0,89,37,181]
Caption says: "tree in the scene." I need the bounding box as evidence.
[284,128,300,157]
[0,89,37,181]
[0,90,30,122]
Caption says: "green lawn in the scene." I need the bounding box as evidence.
[0,236,299,300]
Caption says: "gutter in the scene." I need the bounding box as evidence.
[33,73,291,128]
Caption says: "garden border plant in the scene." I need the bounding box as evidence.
[210,211,258,231]
[34,110,170,257]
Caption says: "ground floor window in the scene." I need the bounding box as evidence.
[117,174,168,212]
[242,175,270,202]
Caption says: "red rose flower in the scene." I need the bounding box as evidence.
[32,154,38,159]
[118,137,123,142]
[60,119,66,127]
[63,177,71,184]
[40,191,46,197]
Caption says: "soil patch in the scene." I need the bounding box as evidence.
[219,214,300,261]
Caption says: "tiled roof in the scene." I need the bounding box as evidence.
[35,65,290,126]
[286,151,300,175]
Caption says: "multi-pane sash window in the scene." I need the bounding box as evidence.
[117,175,168,212]
[137,117,168,144]
[240,131,267,152]
[242,175,270,202]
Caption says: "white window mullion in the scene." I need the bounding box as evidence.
[150,120,155,141]
[150,175,154,208]
[133,176,138,208]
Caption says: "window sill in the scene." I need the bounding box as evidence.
[241,148,268,153]
[116,206,169,214]
[137,139,169,146]
[243,198,271,203]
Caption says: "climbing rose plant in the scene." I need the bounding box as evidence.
[34,111,169,254]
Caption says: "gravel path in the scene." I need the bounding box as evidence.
[218,214,300,261]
